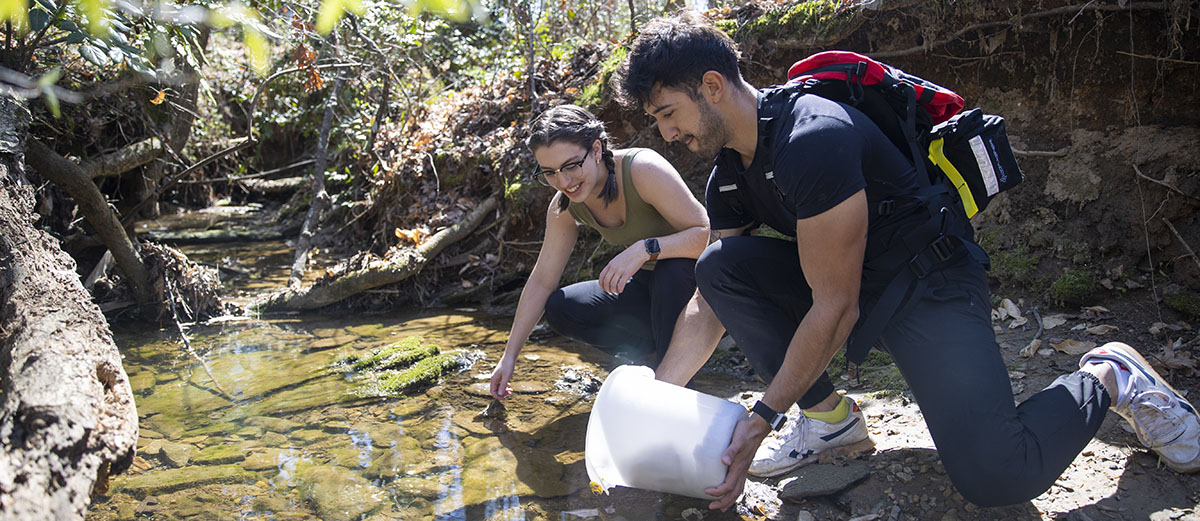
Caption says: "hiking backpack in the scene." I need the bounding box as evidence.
[785,50,1023,218]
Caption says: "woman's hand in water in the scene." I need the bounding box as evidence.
[598,243,648,294]
[489,355,516,400]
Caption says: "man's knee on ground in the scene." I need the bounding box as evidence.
[941,449,1051,507]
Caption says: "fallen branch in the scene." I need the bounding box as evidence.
[258,195,500,311]
[83,137,162,179]
[1,109,137,518]
[1162,218,1200,272]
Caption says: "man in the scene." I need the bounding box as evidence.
[614,12,1200,511]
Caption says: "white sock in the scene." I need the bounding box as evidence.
[1084,359,1133,406]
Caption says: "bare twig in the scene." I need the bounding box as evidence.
[1162,218,1200,272]
[1115,50,1200,65]
[175,158,316,185]
[165,280,231,399]
[1012,147,1069,158]
[1132,163,1199,201]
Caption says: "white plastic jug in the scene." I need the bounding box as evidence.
[585,365,747,499]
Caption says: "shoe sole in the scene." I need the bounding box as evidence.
[1093,342,1200,473]
[750,436,877,478]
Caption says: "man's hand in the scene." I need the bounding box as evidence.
[705,413,770,511]
[598,243,648,294]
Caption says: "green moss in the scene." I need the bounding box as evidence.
[725,1,852,41]
[1050,269,1100,304]
[827,349,907,398]
[116,465,255,498]
[336,336,438,372]
[989,244,1039,286]
[504,179,528,207]
[1164,292,1200,320]
[368,351,466,396]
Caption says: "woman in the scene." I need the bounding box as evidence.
[489,105,709,400]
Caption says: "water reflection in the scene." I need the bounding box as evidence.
[87,310,622,521]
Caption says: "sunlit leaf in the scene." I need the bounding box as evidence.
[0,0,29,29]
[79,44,109,66]
[243,27,269,75]
[77,0,109,35]
[412,0,470,22]
[36,68,60,87]
[43,90,60,118]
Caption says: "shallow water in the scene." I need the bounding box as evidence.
[89,211,747,521]
[89,310,634,521]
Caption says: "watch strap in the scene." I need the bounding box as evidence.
[751,400,786,431]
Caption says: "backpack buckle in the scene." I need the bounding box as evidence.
[877,199,894,216]
[908,235,955,279]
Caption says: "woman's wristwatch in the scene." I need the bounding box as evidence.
[643,238,660,262]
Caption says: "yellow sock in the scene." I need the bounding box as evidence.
[802,395,849,424]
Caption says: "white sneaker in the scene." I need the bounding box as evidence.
[1080,342,1200,473]
[748,397,875,478]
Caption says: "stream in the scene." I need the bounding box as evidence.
[86,206,747,521]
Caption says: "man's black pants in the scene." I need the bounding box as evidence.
[543,257,696,364]
[696,236,1110,506]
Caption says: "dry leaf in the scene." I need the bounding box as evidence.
[1081,306,1110,319]
[149,89,166,105]
[1009,316,1029,329]
[1009,371,1026,379]
[1085,324,1119,335]
[1038,348,1055,357]
[1001,298,1022,320]
[991,308,1002,321]
[1051,339,1097,355]
[1042,315,1069,330]
[1020,338,1043,358]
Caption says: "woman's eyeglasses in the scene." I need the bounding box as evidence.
[530,148,590,186]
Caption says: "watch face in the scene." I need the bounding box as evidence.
[645,238,660,255]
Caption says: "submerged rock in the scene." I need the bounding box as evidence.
[160,442,196,468]
[192,444,246,465]
[294,463,385,521]
[247,415,303,433]
[117,465,256,498]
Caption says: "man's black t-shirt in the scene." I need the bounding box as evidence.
[705,91,919,235]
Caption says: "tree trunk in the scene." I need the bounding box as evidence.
[261,195,499,311]
[0,95,138,521]
[288,73,344,290]
[25,139,156,315]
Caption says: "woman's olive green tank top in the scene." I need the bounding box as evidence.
[567,148,681,270]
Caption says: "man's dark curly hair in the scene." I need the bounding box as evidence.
[612,11,743,109]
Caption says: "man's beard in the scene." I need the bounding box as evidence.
[686,98,730,159]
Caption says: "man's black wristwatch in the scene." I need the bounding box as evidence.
[751,400,786,431]
[643,237,660,262]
